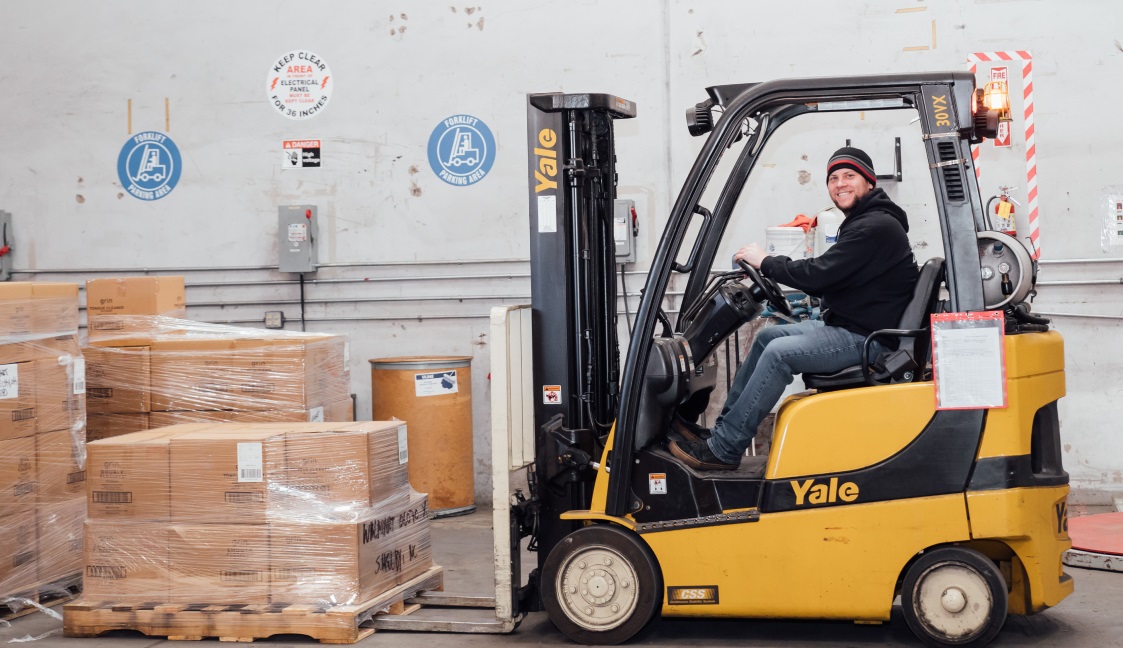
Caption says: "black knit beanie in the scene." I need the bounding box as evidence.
[826,147,877,186]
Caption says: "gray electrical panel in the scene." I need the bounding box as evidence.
[612,199,637,264]
[278,205,318,273]
[0,211,12,281]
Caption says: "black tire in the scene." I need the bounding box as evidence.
[541,525,663,645]
[901,547,1008,648]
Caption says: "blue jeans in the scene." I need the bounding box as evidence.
[706,320,886,464]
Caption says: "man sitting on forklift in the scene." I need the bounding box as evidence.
[670,146,921,470]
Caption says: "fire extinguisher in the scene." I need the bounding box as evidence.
[985,185,1020,237]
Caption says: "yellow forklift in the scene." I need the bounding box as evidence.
[513,72,1072,648]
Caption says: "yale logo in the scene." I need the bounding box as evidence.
[931,94,952,128]
[1055,500,1068,535]
[534,128,558,193]
[667,586,718,605]
[790,476,859,506]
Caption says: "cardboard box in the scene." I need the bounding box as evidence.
[270,493,431,604]
[87,413,150,442]
[0,282,79,340]
[85,346,151,414]
[34,356,86,435]
[148,336,349,412]
[37,499,85,584]
[0,435,37,516]
[0,509,38,595]
[0,360,36,442]
[85,276,186,340]
[168,523,270,604]
[37,428,87,504]
[85,427,210,521]
[0,333,82,366]
[169,427,286,523]
[83,520,169,602]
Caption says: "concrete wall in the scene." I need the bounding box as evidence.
[3,1,1122,501]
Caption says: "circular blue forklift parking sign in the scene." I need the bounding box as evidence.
[117,131,182,200]
[427,115,495,186]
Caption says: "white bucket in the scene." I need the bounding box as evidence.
[814,208,844,256]
[765,226,814,259]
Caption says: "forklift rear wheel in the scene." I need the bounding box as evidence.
[901,547,1008,648]
[541,524,663,645]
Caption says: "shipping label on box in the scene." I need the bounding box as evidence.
[0,435,37,516]
[0,361,36,442]
[168,523,270,604]
[83,520,170,603]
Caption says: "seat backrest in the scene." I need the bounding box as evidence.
[898,257,945,370]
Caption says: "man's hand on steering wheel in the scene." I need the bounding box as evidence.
[736,258,792,317]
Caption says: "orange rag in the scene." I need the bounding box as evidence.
[779,214,816,233]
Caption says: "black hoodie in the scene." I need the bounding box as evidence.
[759,188,919,339]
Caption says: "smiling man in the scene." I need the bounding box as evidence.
[670,146,920,471]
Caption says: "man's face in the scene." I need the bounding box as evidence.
[827,168,873,212]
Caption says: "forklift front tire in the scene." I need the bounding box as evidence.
[541,524,663,645]
[901,547,1009,648]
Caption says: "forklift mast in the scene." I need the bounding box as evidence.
[524,93,636,563]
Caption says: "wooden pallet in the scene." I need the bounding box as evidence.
[1,573,83,621]
[63,566,443,644]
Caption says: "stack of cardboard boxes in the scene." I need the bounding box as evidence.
[84,421,431,605]
[83,277,353,441]
[0,282,86,599]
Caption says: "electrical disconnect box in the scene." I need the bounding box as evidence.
[0,211,11,281]
[278,205,318,273]
[613,199,638,264]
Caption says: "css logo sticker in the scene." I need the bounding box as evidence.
[428,115,495,186]
[117,132,182,201]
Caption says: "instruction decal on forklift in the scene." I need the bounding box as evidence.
[117,132,182,201]
[267,50,333,120]
[648,473,667,495]
[543,385,561,404]
[282,140,322,168]
[667,586,719,605]
[428,115,495,186]
[414,370,458,397]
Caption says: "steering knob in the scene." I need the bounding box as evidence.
[737,260,792,317]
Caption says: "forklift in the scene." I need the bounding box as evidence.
[510,72,1071,648]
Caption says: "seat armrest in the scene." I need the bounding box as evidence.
[861,327,929,385]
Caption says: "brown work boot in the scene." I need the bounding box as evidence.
[671,416,711,444]
[669,439,739,471]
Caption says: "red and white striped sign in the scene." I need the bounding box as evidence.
[968,51,1040,258]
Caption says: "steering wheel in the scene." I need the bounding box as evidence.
[738,260,792,317]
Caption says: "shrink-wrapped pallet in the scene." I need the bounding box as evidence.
[0,282,86,612]
[82,421,429,606]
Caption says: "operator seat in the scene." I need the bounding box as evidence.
[802,257,945,392]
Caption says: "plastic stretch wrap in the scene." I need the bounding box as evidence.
[84,316,353,442]
[84,421,431,606]
[0,283,86,611]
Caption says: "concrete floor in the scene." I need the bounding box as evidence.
[4,507,1122,648]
